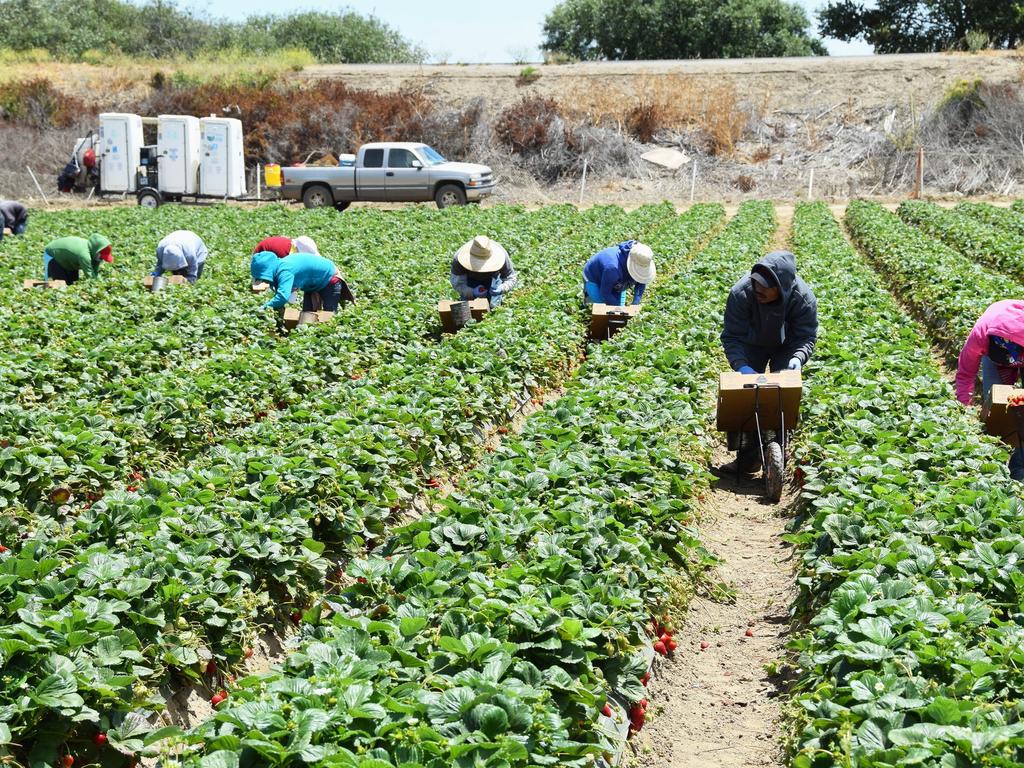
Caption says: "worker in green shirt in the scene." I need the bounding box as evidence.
[43,234,113,284]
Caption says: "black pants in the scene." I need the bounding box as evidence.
[170,263,204,282]
[47,259,80,284]
[302,280,342,312]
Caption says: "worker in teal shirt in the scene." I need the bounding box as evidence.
[582,240,655,306]
[250,251,350,311]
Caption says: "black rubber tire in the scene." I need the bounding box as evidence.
[137,188,162,208]
[302,184,334,209]
[764,441,785,502]
[435,184,467,209]
[334,200,351,212]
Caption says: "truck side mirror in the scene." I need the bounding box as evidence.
[411,159,423,169]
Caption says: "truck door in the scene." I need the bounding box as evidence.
[385,148,430,202]
[355,148,388,201]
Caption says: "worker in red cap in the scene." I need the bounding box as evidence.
[42,234,113,284]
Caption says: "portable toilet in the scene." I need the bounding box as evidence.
[199,117,246,198]
[157,115,201,195]
[98,113,144,193]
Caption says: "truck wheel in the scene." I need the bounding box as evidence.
[334,200,351,212]
[302,184,334,209]
[137,188,162,208]
[435,184,467,209]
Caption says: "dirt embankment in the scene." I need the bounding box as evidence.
[300,52,1022,113]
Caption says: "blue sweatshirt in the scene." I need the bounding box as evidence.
[582,241,646,306]
[154,230,207,283]
[251,251,337,310]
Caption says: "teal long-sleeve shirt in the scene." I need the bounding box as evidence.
[251,251,337,309]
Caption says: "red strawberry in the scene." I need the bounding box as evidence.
[425,478,440,488]
[0,544,8,553]
[629,704,646,732]
[667,639,677,651]
[94,733,108,747]
[210,693,224,706]
[640,672,651,686]
[290,611,302,625]
[745,628,754,638]
[653,640,667,656]
[350,374,361,380]
[218,689,228,699]
[61,756,74,768]
[126,485,138,492]
[659,632,672,644]
[497,426,509,435]
[699,640,710,651]
[243,647,254,659]
[639,698,649,710]
[356,577,367,584]
[205,660,216,676]
[601,703,612,717]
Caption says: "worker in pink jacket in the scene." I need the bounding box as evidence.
[956,299,1024,479]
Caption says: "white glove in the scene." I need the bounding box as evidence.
[788,357,802,371]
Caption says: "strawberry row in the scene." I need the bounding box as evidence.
[0,204,712,766]
[149,202,777,768]
[787,201,1024,766]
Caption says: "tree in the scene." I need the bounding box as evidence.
[541,0,826,61]
[818,0,1024,53]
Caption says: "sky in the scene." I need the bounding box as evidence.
[181,0,874,62]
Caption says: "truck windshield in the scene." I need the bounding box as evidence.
[420,146,447,166]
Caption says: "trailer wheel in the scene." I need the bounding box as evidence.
[302,184,334,209]
[137,188,162,208]
[435,184,466,209]
[764,441,785,503]
[334,200,351,212]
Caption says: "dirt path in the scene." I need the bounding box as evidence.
[634,444,797,768]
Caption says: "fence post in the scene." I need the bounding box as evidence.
[257,164,262,202]
[912,147,924,199]
[807,167,815,200]
[689,160,697,203]
[26,166,50,206]
[578,158,588,207]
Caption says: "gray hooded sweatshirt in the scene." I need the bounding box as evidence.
[721,250,818,370]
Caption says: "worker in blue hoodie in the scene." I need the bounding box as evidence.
[250,250,352,312]
[582,240,655,306]
[720,250,818,473]
[152,230,207,283]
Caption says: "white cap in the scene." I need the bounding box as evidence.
[627,242,655,284]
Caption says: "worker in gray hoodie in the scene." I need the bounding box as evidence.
[720,250,818,473]
[0,200,28,241]
[152,230,208,283]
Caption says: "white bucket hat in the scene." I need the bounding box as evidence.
[627,242,655,284]
[293,235,320,255]
[456,235,508,273]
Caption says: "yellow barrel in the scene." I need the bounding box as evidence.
[264,163,282,188]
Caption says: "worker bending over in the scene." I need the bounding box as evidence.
[43,234,113,284]
[153,230,208,283]
[251,250,350,313]
[582,241,655,305]
[450,235,518,308]
[0,200,28,241]
[252,235,320,258]
[720,250,818,474]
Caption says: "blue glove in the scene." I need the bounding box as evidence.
[738,365,757,375]
[788,357,802,371]
[473,285,489,298]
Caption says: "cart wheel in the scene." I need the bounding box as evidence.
[764,441,784,502]
[137,188,162,208]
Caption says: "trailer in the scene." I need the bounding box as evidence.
[60,113,262,207]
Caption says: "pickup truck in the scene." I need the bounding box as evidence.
[280,142,496,210]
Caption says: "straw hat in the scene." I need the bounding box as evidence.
[627,242,655,284]
[456,235,508,273]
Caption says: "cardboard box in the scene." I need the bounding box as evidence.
[716,370,802,432]
[984,384,1024,447]
[142,275,188,289]
[281,307,300,329]
[251,281,270,294]
[438,298,489,333]
[23,279,67,290]
[297,310,336,326]
[590,303,641,341]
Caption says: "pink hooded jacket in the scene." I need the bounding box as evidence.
[956,300,1024,404]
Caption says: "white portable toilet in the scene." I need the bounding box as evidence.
[157,115,201,195]
[199,117,246,198]
[99,113,144,193]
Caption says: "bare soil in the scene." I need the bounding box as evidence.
[632,443,797,768]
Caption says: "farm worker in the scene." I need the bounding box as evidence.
[252,236,294,259]
[0,200,28,241]
[450,235,518,308]
[720,250,818,474]
[152,230,207,283]
[955,300,1024,480]
[42,234,113,284]
[250,251,348,313]
[582,241,655,305]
